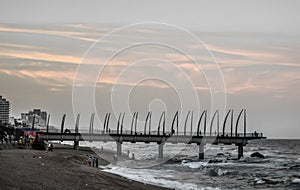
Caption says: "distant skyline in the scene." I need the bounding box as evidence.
[0,1,299,138]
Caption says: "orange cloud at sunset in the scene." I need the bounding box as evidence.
[0,51,81,64]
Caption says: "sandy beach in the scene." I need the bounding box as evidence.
[0,144,170,190]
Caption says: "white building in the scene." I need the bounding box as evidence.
[0,96,10,125]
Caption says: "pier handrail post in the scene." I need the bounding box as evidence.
[60,114,66,142]
[106,113,111,133]
[231,110,234,138]
[144,112,151,135]
[190,111,193,136]
[197,110,206,136]
[75,114,80,134]
[204,111,207,136]
[171,111,179,136]
[120,113,125,135]
[89,113,94,142]
[217,110,219,136]
[162,112,166,135]
[158,111,166,136]
[184,111,191,136]
[117,113,121,135]
[222,110,232,136]
[210,110,219,136]
[235,109,245,137]
[46,114,50,141]
[148,112,152,135]
[134,112,138,135]
[103,113,108,134]
[244,109,246,138]
[74,114,80,148]
[130,112,136,135]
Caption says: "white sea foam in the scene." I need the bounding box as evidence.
[60,139,299,189]
[256,179,265,184]
[217,169,228,176]
[103,166,221,190]
[182,161,230,169]
[292,178,300,184]
[181,159,276,170]
[182,161,209,168]
[181,160,241,169]
[254,178,266,184]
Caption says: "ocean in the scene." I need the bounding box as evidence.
[79,139,300,190]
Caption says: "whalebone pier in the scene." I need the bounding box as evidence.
[37,109,266,159]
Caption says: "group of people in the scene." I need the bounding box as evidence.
[0,131,13,144]
[17,135,33,148]
[87,156,99,168]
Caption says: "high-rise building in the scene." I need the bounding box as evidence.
[0,96,10,125]
[21,109,47,128]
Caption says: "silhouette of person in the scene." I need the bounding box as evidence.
[95,158,98,168]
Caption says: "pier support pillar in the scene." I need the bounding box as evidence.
[117,142,122,156]
[238,145,243,159]
[73,135,79,150]
[73,140,79,150]
[158,143,164,159]
[198,144,204,159]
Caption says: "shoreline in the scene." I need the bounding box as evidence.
[0,143,171,190]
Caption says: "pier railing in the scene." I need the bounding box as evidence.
[38,129,263,140]
[35,110,266,160]
[39,128,263,138]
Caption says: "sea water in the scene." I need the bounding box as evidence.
[80,139,300,190]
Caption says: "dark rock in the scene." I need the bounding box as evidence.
[206,169,218,177]
[208,159,223,164]
[263,179,280,185]
[165,157,184,164]
[250,152,265,159]
[289,164,300,169]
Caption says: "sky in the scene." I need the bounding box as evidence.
[0,1,299,138]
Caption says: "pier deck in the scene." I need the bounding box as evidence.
[36,109,266,159]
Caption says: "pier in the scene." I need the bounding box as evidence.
[37,109,266,159]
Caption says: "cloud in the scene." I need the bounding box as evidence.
[0,50,81,64]
[217,44,299,68]
[1,23,299,100]
[0,68,75,87]
[0,24,99,42]
[0,42,39,49]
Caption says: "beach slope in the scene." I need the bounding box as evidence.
[0,148,170,190]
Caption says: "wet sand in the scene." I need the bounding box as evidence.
[0,144,170,190]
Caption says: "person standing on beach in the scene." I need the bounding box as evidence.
[48,143,54,151]
[95,158,98,168]
[88,156,92,166]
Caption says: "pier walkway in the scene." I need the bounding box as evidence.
[37,109,266,159]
